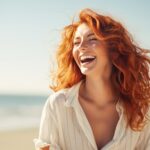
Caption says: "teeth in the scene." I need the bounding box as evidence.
[80,55,96,61]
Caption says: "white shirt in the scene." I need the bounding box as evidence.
[34,80,150,150]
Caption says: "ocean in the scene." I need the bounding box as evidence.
[0,94,49,131]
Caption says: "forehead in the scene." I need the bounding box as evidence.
[74,23,93,38]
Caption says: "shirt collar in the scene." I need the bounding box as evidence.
[64,80,83,107]
[116,99,124,116]
[64,79,124,116]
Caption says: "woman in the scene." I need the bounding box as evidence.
[34,8,150,150]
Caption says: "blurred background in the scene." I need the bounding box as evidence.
[0,0,150,149]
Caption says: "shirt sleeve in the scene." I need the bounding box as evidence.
[145,140,150,150]
[144,126,150,150]
[33,95,61,150]
[143,110,150,150]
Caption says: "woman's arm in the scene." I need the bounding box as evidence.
[34,95,61,150]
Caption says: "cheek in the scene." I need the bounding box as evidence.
[72,48,78,63]
[88,43,98,50]
[91,43,96,47]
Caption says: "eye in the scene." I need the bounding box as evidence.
[73,41,80,46]
[89,38,97,41]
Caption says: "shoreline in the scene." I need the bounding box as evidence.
[0,127,39,150]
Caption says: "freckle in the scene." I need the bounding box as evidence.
[92,43,96,47]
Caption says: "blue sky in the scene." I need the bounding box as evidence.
[0,0,150,95]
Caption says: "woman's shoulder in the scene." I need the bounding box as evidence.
[45,88,68,109]
[45,82,81,109]
[143,106,150,130]
[146,106,150,123]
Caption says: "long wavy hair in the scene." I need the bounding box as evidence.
[50,8,150,131]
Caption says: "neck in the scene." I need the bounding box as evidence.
[80,77,119,107]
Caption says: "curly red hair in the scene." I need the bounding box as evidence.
[50,8,150,131]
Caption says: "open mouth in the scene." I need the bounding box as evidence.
[80,55,96,65]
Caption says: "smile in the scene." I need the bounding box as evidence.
[80,55,96,63]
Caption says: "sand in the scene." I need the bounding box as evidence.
[0,128,39,150]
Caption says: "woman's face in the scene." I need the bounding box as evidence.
[72,23,112,77]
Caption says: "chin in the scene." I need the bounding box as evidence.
[80,68,94,76]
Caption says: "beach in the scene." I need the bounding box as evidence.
[0,128,38,150]
[0,95,47,150]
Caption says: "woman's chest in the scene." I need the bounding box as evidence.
[58,101,144,150]
[88,115,119,149]
[79,99,120,149]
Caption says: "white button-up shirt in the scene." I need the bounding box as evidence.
[34,80,150,150]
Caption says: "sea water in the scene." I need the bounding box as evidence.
[0,94,49,131]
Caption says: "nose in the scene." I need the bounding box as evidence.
[78,40,88,52]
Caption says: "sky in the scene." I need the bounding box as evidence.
[0,0,150,96]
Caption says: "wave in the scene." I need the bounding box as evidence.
[0,105,44,131]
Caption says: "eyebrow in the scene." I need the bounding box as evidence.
[74,32,95,40]
[87,33,95,37]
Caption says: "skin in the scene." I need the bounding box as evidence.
[72,23,119,107]
[40,23,119,150]
[72,23,120,149]
[38,146,49,150]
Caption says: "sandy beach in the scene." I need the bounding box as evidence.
[0,128,38,150]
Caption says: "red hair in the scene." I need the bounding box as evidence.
[50,8,150,131]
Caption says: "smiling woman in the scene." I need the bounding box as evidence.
[72,23,111,78]
[34,8,150,150]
